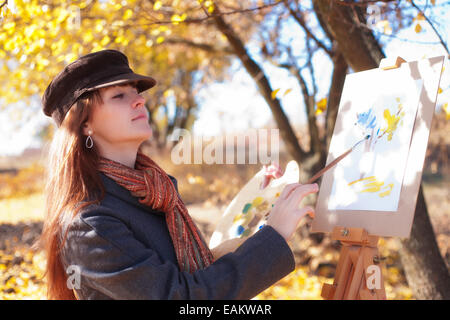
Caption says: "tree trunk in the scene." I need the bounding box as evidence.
[312,0,450,299]
[325,51,347,151]
[399,185,450,299]
[313,0,384,71]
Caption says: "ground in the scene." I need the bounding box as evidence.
[0,178,447,299]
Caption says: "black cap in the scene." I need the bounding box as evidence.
[42,49,157,127]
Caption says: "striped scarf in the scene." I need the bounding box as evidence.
[97,151,214,273]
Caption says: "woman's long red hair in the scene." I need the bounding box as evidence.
[39,91,106,300]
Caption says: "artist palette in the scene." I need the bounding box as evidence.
[209,160,299,249]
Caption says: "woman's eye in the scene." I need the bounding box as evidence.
[113,93,124,99]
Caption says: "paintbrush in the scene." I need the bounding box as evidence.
[305,134,371,185]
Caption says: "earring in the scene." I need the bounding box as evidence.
[85,130,93,149]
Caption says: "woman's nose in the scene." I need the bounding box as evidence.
[132,92,146,108]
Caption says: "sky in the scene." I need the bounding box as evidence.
[0,0,449,156]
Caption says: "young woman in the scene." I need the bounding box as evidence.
[40,49,319,300]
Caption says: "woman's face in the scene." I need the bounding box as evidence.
[83,82,152,148]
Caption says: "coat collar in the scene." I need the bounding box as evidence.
[99,172,179,215]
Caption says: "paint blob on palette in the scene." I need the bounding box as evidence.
[209,161,299,249]
[327,66,423,212]
[231,194,278,238]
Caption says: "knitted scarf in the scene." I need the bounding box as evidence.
[97,151,214,273]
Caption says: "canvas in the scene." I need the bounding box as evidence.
[311,56,445,238]
[327,68,423,212]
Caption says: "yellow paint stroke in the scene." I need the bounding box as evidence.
[378,102,406,142]
[348,176,377,186]
[381,108,401,141]
[251,196,264,207]
[348,176,395,198]
[379,183,394,197]
[353,176,384,193]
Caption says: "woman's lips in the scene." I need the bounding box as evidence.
[132,114,147,121]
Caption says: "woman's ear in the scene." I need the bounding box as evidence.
[82,122,93,136]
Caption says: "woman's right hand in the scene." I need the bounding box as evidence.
[266,183,319,241]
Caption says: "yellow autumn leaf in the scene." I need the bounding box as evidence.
[95,22,103,33]
[171,14,187,25]
[163,89,174,97]
[83,31,94,43]
[271,88,280,100]
[123,9,133,20]
[112,3,122,11]
[283,88,293,96]
[153,1,162,11]
[3,21,16,30]
[415,12,425,21]
[156,36,165,44]
[114,35,125,44]
[414,23,422,33]
[442,103,449,120]
[316,97,327,115]
[100,36,111,46]
[437,87,443,94]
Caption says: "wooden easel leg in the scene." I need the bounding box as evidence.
[333,246,353,299]
[321,227,387,300]
[345,246,365,299]
[321,245,352,299]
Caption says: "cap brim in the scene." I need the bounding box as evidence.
[90,72,157,93]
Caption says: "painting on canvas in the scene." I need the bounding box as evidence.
[311,56,444,238]
[327,68,423,212]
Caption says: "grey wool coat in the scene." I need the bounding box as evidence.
[61,172,295,300]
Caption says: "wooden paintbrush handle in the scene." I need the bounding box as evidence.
[306,147,353,184]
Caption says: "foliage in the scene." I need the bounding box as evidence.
[0,245,47,300]
[0,0,236,137]
[0,162,45,200]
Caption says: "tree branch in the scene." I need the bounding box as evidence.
[0,0,8,10]
[285,1,333,56]
[210,0,308,161]
[410,0,450,57]
[333,0,397,7]
[162,37,234,54]
[138,0,284,27]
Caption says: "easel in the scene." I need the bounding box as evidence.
[321,227,386,300]
[320,57,409,300]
